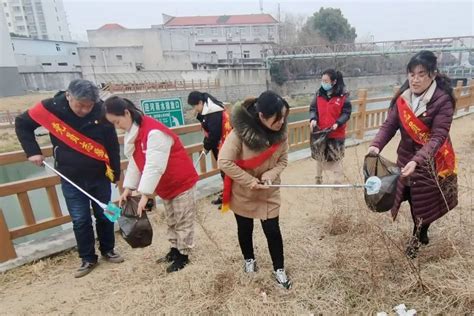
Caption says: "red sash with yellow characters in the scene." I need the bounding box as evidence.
[396,97,456,178]
[202,110,233,150]
[219,111,232,150]
[28,102,115,182]
[221,142,282,212]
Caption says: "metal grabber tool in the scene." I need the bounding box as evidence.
[265,176,382,195]
[193,150,207,169]
[43,161,122,222]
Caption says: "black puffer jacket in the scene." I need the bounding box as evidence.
[15,91,121,182]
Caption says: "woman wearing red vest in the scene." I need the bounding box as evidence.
[309,69,352,184]
[104,96,199,273]
[218,91,292,290]
[368,51,458,259]
[187,91,232,208]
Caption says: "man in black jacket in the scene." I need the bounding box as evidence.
[15,79,123,278]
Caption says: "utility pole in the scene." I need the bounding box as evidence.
[226,32,230,68]
[238,30,243,68]
[277,2,280,22]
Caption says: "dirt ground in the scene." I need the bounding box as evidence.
[0,115,472,315]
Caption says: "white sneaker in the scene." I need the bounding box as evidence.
[244,259,257,273]
[274,268,292,289]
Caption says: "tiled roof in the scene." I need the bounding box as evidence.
[165,14,277,26]
[97,23,126,31]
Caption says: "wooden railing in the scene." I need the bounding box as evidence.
[103,79,220,94]
[1,82,473,263]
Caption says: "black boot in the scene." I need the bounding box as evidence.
[211,193,223,205]
[412,224,430,245]
[419,224,430,245]
[156,247,179,263]
[166,252,189,273]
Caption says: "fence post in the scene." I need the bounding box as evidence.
[453,80,463,115]
[470,82,474,111]
[6,110,11,125]
[0,208,17,262]
[356,89,368,139]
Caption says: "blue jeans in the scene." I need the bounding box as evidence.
[61,177,114,263]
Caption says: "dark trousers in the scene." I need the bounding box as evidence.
[234,213,284,271]
[404,186,430,240]
[61,177,114,263]
[211,147,225,181]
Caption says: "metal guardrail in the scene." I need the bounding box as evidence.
[102,79,220,94]
[266,36,474,61]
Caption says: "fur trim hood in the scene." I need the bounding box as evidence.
[231,102,287,150]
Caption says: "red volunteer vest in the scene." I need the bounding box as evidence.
[133,116,199,200]
[316,95,347,139]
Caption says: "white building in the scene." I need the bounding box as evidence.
[162,13,280,67]
[12,36,80,72]
[10,36,81,91]
[2,0,71,41]
[79,23,218,82]
[0,4,24,96]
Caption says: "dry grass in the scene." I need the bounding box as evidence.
[0,92,53,112]
[0,129,50,153]
[0,116,472,315]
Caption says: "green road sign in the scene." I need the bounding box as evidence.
[140,97,185,127]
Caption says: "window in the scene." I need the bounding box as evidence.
[41,63,52,66]
[55,43,61,51]
[252,26,263,36]
[58,62,68,66]
[211,39,218,42]
[8,23,11,27]
[17,26,25,30]
[72,52,76,55]
[210,51,216,54]
[197,28,204,36]
[226,51,233,59]
[58,26,61,31]
[243,50,250,59]
[116,55,123,60]
[3,3,7,7]
[211,28,218,36]
[239,26,249,36]
[90,55,97,60]
[15,16,23,21]
[5,13,9,17]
